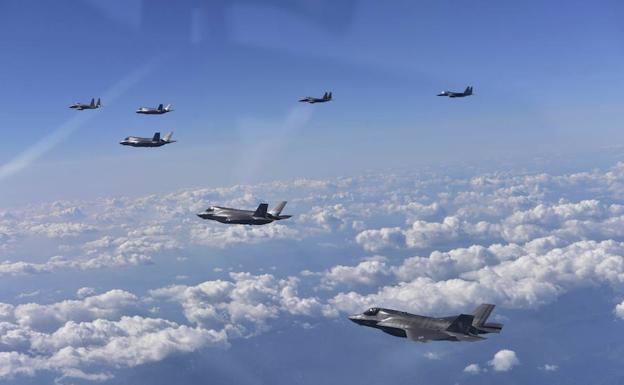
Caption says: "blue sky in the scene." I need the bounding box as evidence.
[3,0,624,205]
[2,1,624,384]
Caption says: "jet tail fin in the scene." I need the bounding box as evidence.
[157,104,164,111]
[472,304,503,333]
[96,98,101,107]
[165,104,172,111]
[269,201,287,216]
[253,203,269,218]
[152,132,161,142]
[90,98,95,107]
[465,86,473,95]
[328,92,332,100]
[163,131,174,142]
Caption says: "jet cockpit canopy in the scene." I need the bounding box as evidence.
[364,307,380,316]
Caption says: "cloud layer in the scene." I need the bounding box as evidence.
[3,161,624,381]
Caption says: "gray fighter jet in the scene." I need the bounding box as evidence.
[299,92,332,104]
[349,304,503,343]
[197,201,291,225]
[437,86,473,98]
[69,98,101,110]
[119,131,176,147]
[136,104,173,114]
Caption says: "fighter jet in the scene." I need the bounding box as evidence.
[119,131,176,147]
[437,86,473,98]
[349,304,503,343]
[136,104,173,114]
[299,92,332,104]
[69,98,101,110]
[197,201,291,225]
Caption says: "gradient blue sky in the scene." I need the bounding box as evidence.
[2,0,624,205]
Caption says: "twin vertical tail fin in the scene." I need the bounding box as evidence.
[90,98,95,107]
[157,104,164,111]
[96,98,101,107]
[253,203,269,218]
[163,131,174,142]
[465,86,473,95]
[269,201,287,216]
[152,132,161,142]
[472,304,503,333]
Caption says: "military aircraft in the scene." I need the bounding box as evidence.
[119,131,176,147]
[299,92,332,104]
[437,86,473,98]
[69,98,101,110]
[197,201,291,225]
[349,304,503,343]
[136,104,173,114]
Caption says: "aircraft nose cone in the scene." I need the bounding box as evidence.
[348,314,363,324]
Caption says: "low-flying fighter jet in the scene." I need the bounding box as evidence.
[136,104,173,114]
[69,98,101,110]
[437,86,473,98]
[197,201,291,225]
[299,92,332,104]
[349,304,503,343]
[119,132,176,147]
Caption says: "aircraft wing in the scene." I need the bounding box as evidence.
[444,331,485,342]
[377,319,435,342]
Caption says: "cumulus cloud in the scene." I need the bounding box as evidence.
[326,239,624,316]
[76,287,96,299]
[488,349,519,372]
[463,363,482,374]
[13,290,141,330]
[320,256,391,289]
[5,159,624,382]
[615,300,624,319]
[150,273,328,336]
[0,316,227,382]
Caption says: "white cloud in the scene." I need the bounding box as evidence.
[488,349,519,372]
[149,273,327,336]
[320,256,391,289]
[539,364,559,371]
[327,239,624,316]
[6,159,624,382]
[13,290,140,330]
[463,363,482,374]
[76,287,96,299]
[423,351,441,360]
[615,300,624,319]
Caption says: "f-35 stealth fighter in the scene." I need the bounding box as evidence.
[197,201,291,225]
[349,304,503,343]
[69,98,101,110]
[136,104,173,114]
[299,92,332,104]
[119,132,176,147]
[437,86,473,98]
